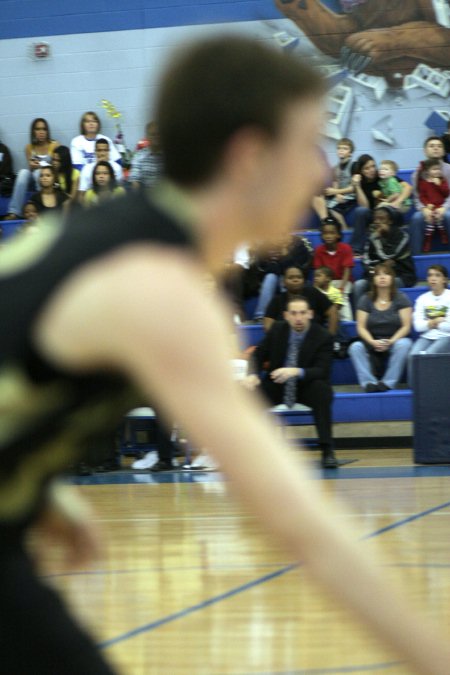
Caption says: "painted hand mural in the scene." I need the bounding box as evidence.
[275,0,450,87]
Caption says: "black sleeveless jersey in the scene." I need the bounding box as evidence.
[0,189,196,525]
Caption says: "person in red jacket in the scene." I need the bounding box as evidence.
[313,215,354,320]
[418,158,450,251]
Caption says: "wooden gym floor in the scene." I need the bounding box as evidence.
[37,445,450,674]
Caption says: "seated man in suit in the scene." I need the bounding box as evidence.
[244,296,337,468]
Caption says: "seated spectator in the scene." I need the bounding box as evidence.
[313,265,344,310]
[21,201,40,234]
[129,121,164,189]
[70,111,121,171]
[353,206,417,308]
[349,154,411,256]
[417,158,450,251]
[0,135,14,199]
[408,264,450,383]
[29,165,69,214]
[4,118,59,220]
[220,245,261,323]
[243,296,337,468]
[253,233,313,321]
[410,136,450,254]
[83,161,126,207]
[349,263,412,392]
[313,215,354,320]
[349,154,380,256]
[264,265,338,335]
[312,137,356,230]
[78,139,122,202]
[375,160,412,213]
[51,146,80,206]
[441,121,450,163]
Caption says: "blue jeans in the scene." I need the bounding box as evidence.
[408,335,450,384]
[254,273,279,319]
[7,169,38,217]
[349,337,412,388]
[408,210,450,255]
[349,206,371,254]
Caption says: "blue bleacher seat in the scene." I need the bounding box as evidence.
[1,220,24,239]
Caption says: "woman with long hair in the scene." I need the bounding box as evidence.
[52,145,80,205]
[83,160,125,207]
[29,165,69,215]
[349,262,412,392]
[4,118,60,219]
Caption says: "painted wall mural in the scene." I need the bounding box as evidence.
[274,0,450,165]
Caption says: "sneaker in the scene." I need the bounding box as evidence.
[149,459,175,472]
[189,453,218,471]
[376,382,391,392]
[131,450,158,470]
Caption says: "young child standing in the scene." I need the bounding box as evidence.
[313,216,354,320]
[313,138,356,230]
[376,160,412,213]
[418,158,450,250]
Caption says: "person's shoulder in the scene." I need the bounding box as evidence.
[338,241,352,252]
[308,322,332,344]
[396,291,412,307]
[358,294,371,311]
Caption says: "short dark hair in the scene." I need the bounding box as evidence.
[423,158,441,172]
[428,264,448,279]
[156,36,324,187]
[284,265,304,279]
[95,138,109,149]
[321,214,342,239]
[315,265,333,280]
[286,295,310,310]
[424,136,444,149]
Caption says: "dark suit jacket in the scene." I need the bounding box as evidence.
[251,321,333,404]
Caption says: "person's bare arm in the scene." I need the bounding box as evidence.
[388,306,412,344]
[34,247,450,674]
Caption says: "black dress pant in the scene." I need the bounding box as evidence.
[262,379,333,449]
[0,528,116,675]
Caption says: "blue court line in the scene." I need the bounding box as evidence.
[98,497,450,652]
[361,500,450,540]
[98,562,299,649]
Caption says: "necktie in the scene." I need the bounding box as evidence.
[283,333,302,408]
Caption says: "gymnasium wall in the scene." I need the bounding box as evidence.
[1,0,449,173]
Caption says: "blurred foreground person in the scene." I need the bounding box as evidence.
[0,36,449,674]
